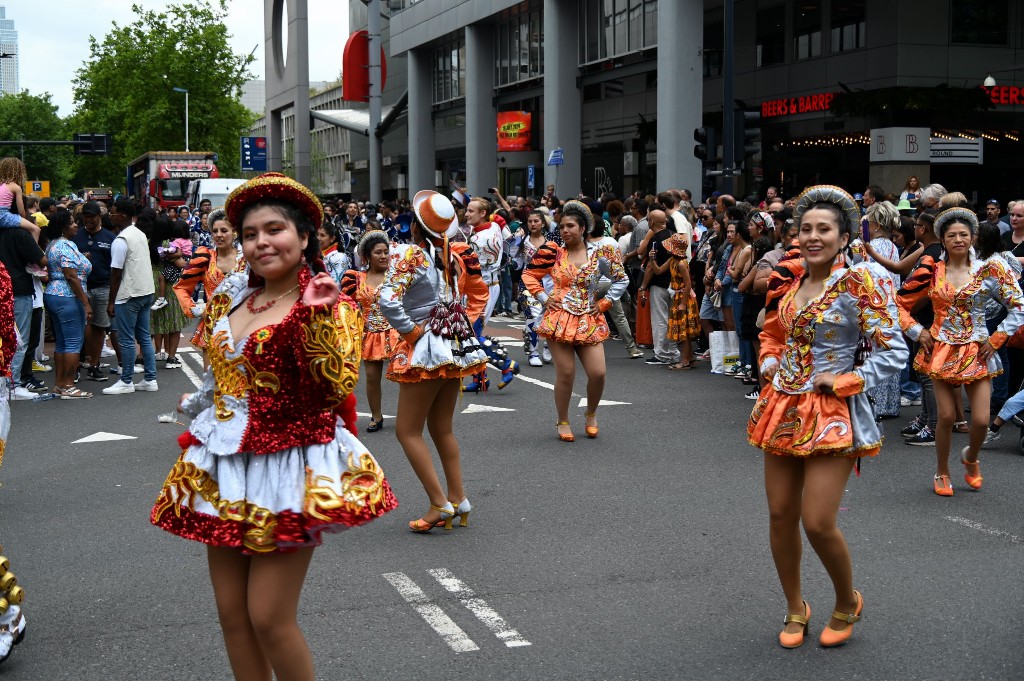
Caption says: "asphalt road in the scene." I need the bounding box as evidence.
[1,317,1022,680]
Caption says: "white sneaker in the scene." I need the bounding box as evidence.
[100,342,116,358]
[150,297,168,311]
[528,353,543,367]
[136,379,159,392]
[900,395,923,407]
[983,429,1001,447]
[102,381,136,395]
[11,386,37,401]
[155,351,169,361]
[541,345,552,363]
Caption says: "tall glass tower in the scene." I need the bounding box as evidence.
[0,6,19,95]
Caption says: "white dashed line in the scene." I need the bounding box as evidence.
[179,352,205,390]
[383,572,480,653]
[945,516,1022,544]
[428,568,532,647]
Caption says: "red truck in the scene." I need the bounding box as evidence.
[126,151,219,210]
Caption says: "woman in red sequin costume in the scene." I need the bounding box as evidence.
[340,230,399,433]
[151,173,397,680]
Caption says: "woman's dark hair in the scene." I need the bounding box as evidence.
[319,220,339,245]
[237,199,325,274]
[752,235,774,261]
[976,222,1003,261]
[732,219,751,243]
[896,217,916,245]
[42,209,72,244]
[495,208,511,224]
[358,231,390,262]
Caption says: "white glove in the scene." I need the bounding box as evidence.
[190,302,206,317]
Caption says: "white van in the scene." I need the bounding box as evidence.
[186,178,247,212]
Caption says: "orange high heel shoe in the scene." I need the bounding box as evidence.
[933,474,953,497]
[779,601,811,649]
[409,502,455,532]
[819,590,863,647]
[585,412,599,438]
[961,446,983,490]
[557,421,575,442]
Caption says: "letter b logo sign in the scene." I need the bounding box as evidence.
[876,135,886,155]
[906,134,918,154]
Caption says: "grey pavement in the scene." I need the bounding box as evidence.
[1,319,1022,680]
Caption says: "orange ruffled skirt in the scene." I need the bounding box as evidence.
[363,328,399,362]
[913,340,999,385]
[536,309,610,346]
[748,385,880,458]
[667,292,700,342]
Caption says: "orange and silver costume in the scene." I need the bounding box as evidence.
[897,253,1024,385]
[748,254,908,458]
[172,245,246,348]
[340,269,399,362]
[521,241,628,345]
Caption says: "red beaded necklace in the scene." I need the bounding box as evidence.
[246,284,300,314]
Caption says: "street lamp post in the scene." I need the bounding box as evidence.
[172,87,189,151]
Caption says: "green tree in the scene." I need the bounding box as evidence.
[0,92,74,194]
[71,0,257,191]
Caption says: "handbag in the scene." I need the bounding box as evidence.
[710,290,723,308]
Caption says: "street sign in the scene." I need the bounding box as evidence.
[547,147,564,166]
[527,164,535,189]
[24,181,50,198]
[240,136,268,172]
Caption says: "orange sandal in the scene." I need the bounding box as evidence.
[819,590,863,647]
[933,474,953,497]
[779,601,810,649]
[556,421,575,442]
[961,447,983,490]
[585,412,598,438]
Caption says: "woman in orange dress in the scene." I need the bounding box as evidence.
[896,207,1024,496]
[748,185,907,649]
[378,190,488,532]
[173,208,245,355]
[340,230,399,433]
[660,233,700,369]
[521,200,628,441]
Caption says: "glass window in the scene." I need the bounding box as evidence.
[951,0,1008,44]
[530,11,542,77]
[584,0,600,62]
[432,37,465,104]
[756,6,785,67]
[614,0,629,54]
[458,43,466,95]
[830,0,865,52]
[794,1,822,60]
[519,17,530,79]
[704,19,723,77]
[602,0,614,59]
[628,0,643,51]
[644,0,657,47]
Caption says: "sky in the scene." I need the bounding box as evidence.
[3,0,349,116]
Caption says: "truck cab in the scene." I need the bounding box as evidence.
[186,178,247,212]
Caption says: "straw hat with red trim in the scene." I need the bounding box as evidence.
[225,172,324,231]
[412,190,458,238]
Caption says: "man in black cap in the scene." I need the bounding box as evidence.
[73,201,118,381]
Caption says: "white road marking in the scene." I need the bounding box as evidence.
[180,352,205,390]
[356,411,395,419]
[428,568,532,648]
[72,431,137,444]
[490,336,519,342]
[945,516,1022,544]
[577,398,632,407]
[382,572,480,653]
[461,403,516,414]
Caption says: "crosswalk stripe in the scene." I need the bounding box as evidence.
[428,568,531,647]
[383,572,479,653]
[180,352,205,390]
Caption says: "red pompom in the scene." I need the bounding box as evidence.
[177,431,201,450]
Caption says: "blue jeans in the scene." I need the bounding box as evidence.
[114,294,157,383]
[10,295,32,386]
[900,362,921,401]
[498,267,513,312]
[997,387,1024,422]
[44,294,86,354]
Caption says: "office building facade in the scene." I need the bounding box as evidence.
[0,6,18,95]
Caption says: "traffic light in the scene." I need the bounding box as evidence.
[73,133,113,156]
[734,110,761,166]
[693,126,716,163]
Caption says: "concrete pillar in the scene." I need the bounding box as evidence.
[407,47,435,195]
[465,24,497,197]
[657,0,702,194]
[543,0,582,197]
